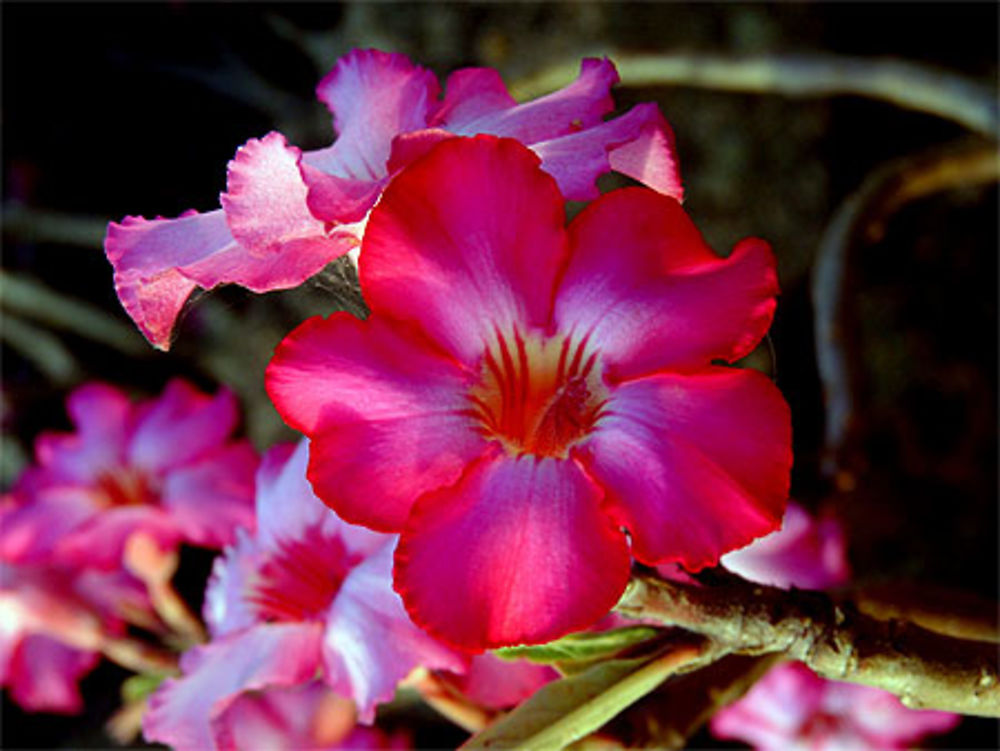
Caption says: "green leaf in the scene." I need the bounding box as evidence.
[494,626,661,665]
[462,637,710,751]
[121,672,168,704]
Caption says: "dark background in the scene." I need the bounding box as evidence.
[2,2,997,748]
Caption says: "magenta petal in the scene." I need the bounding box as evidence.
[299,160,384,224]
[362,136,568,362]
[128,381,238,473]
[441,58,617,143]
[313,49,439,182]
[429,67,517,128]
[267,313,484,532]
[579,368,791,570]
[395,452,631,651]
[143,623,323,751]
[449,653,557,709]
[556,189,779,380]
[105,209,237,350]
[33,383,132,483]
[56,505,181,569]
[0,489,97,564]
[531,102,683,201]
[323,541,465,722]
[160,442,258,549]
[7,635,98,714]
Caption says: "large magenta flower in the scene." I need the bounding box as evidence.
[105,49,682,350]
[267,136,791,651]
[710,661,960,750]
[143,441,463,750]
[0,380,257,569]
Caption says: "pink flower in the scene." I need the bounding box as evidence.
[266,136,791,651]
[212,683,410,751]
[105,49,682,350]
[442,653,559,710]
[143,441,463,751]
[720,501,850,590]
[0,380,257,570]
[0,560,149,713]
[710,661,960,750]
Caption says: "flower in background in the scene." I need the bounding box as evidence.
[0,380,257,571]
[706,506,960,748]
[212,683,410,751]
[267,136,790,651]
[710,661,961,750]
[143,441,463,750]
[721,501,850,590]
[105,49,683,350]
[0,559,151,713]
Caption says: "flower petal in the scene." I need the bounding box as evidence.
[33,383,132,483]
[395,451,631,650]
[220,132,342,263]
[429,67,516,127]
[579,368,791,570]
[254,441,385,558]
[7,635,98,714]
[555,188,778,380]
[437,58,616,143]
[143,623,323,751]
[159,442,258,549]
[323,541,465,722]
[203,528,260,638]
[721,502,850,590]
[530,102,683,201]
[445,653,557,709]
[312,49,439,182]
[105,209,236,350]
[361,136,568,362]
[128,380,239,473]
[56,505,181,569]
[267,312,485,532]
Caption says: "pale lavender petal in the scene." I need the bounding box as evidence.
[143,623,323,751]
[322,541,465,722]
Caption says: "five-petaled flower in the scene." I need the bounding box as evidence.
[105,49,682,350]
[266,135,792,651]
[0,380,257,571]
[143,441,463,750]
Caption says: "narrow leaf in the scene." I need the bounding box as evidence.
[495,626,661,665]
[462,636,711,751]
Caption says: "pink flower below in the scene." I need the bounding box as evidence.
[213,683,410,751]
[266,136,791,651]
[143,441,464,751]
[0,380,257,571]
[710,661,960,750]
[0,561,150,713]
[105,49,683,350]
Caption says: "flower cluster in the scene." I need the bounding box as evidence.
[1,380,256,712]
[2,44,966,751]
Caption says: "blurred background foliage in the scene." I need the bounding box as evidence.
[2,2,997,748]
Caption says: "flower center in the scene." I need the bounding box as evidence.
[96,467,158,507]
[248,526,358,623]
[466,329,607,458]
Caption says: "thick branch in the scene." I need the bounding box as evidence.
[510,53,999,137]
[617,574,1000,717]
